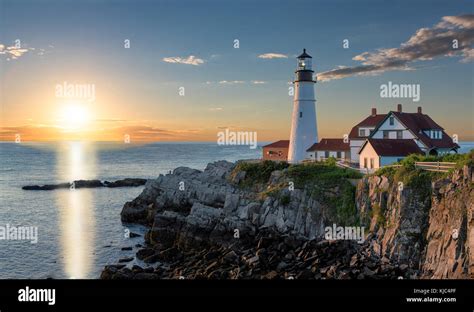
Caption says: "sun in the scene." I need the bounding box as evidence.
[58,101,91,130]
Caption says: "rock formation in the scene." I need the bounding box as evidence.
[102,160,473,279]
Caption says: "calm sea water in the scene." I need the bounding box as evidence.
[0,141,472,279]
[0,142,261,279]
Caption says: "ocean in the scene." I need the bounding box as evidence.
[0,141,472,279]
[0,142,260,279]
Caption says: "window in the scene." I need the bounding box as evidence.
[364,158,368,168]
[324,151,329,158]
[396,131,403,139]
[359,129,366,137]
[370,158,374,169]
[299,112,303,118]
[429,130,442,139]
[389,117,394,126]
[383,130,389,139]
[336,151,341,158]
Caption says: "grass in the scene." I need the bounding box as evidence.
[230,159,363,225]
[375,150,473,182]
[230,160,289,187]
[371,203,385,227]
[285,161,362,225]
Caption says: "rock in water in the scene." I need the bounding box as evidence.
[22,178,147,191]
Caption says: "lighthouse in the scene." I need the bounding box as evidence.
[288,49,318,163]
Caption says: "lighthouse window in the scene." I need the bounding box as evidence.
[299,112,303,118]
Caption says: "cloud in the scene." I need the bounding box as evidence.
[318,14,474,82]
[0,124,202,142]
[205,80,266,85]
[218,80,245,85]
[258,53,288,59]
[0,43,54,61]
[0,44,31,60]
[209,107,223,111]
[162,55,204,66]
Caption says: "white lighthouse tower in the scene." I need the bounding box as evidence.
[288,49,318,163]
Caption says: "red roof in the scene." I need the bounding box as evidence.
[348,114,387,139]
[263,140,289,148]
[307,138,349,152]
[361,139,423,156]
[390,112,459,150]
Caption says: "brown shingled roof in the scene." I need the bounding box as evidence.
[361,139,423,156]
[263,140,289,148]
[307,138,349,152]
[348,114,387,139]
[390,112,459,150]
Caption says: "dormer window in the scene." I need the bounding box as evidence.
[425,130,442,139]
[389,117,394,126]
[359,129,366,137]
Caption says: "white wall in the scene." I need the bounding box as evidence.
[350,139,364,163]
[316,151,345,161]
[288,80,318,163]
[306,151,347,161]
[371,115,414,139]
[359,143,380,169]
[357,127,375,137]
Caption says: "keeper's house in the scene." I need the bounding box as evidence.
[358,105,460,171]
[306,138,350,161]
[359,139,423,172]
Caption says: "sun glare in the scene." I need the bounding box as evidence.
[59,102,91,130]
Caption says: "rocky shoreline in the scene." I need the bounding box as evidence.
[102,229,413,280]
[101,160,473,280]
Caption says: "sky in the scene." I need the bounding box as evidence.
[0,0,473,142]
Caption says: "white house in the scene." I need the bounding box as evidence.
[369,104,459,156]
[359,104,459,171]
[348,108,386,164]
[306,138,350,161]
[359,138,423,172]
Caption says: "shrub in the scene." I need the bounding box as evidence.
[372,203,385,227]
[286,162,362,225]
[232,160,289,186]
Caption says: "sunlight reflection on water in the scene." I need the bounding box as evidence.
[55,142,96,279]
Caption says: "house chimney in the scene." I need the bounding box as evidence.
[371,108,377,116]
[417,106,422,114]
[397,104,402,112]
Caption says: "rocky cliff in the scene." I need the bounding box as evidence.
[356,165,473,279]
[102,160,473,280]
